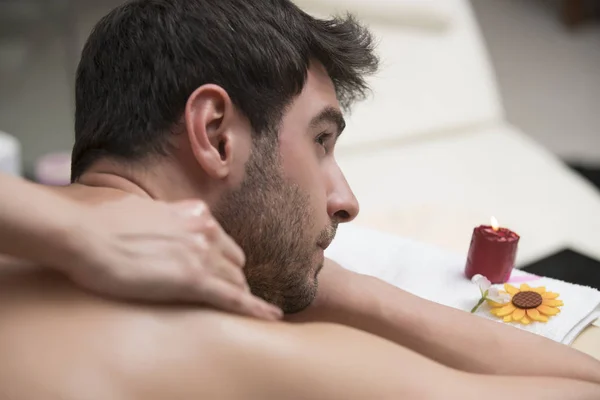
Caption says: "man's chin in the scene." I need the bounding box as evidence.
[280,277,319,315]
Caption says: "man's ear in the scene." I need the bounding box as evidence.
[184,84,237,180]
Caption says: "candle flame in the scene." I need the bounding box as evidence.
[491,216,499,231]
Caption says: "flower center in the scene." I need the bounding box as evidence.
[512,291,543,309]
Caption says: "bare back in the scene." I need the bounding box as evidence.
[1,262,434,399]
[3,263,600,400]
[0,262,228,399]
[0,262,333,399]
[2,189,599,399]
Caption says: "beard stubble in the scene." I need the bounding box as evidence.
[211,138,334,314]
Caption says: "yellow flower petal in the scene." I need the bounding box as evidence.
[537,305,560,316]
[531,287,546,294]
[520,283,531,291]
[542,299,564,307]
[512,308,526,322]
[496,304,516,317]
[527,308,548,322]
[521,316,531,325]
[503,315,512,323]
[542,292,559,299]
[504,284,519,295]
[486,299,508,308]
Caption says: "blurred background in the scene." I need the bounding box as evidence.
[472,0,600,187]
[0,0,598,184]
[0,0,599,265]
[0,0,598,183]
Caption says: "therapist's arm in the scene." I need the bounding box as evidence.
[0,172,88,266]
[288,259,600,384]
[0,172,281,319]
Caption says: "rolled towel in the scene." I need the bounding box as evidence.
[326,223,600,345]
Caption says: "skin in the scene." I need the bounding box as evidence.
[0,172,281,320]
[1,63,600,399]
[295,261,600,383]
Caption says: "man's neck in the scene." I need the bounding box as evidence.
[77,171,153,199]
[73,158,214,205]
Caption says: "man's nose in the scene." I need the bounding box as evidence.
[327,167,359,223]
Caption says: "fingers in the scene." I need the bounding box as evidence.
[192,278,283,321]
[188,235,247,288]
[202,224,246,270]
[219,234,246,267]
[173,201,246,267]
[201,219,246,267]
[210,255,250,290]
[162,200,275,320]
[189,209,246,268]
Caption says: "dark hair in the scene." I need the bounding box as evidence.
[71,0,379,181]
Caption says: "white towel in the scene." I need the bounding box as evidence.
[325,223,600,345]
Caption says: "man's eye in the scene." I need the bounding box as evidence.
[315,132,333,150]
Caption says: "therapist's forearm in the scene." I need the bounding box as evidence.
[293,261,600,384]
[0,172,86,267]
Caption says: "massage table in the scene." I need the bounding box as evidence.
[298,0,600,358]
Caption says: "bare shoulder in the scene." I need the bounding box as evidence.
[0,267,248,399]
[130,313,466,400]
[0,267,348,399]
[0,266,459,400]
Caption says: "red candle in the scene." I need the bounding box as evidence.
[464,217,520,284]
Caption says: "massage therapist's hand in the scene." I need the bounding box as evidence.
[64,197,283,320]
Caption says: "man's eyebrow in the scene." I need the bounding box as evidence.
[309,106,346,136]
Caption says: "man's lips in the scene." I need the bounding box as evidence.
[318,224,337,250]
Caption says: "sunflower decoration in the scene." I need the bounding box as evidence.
[470,275,564,325]
[487,283,563,325]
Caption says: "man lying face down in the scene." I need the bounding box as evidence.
[70,0,368,317]
[1,0,600,399]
